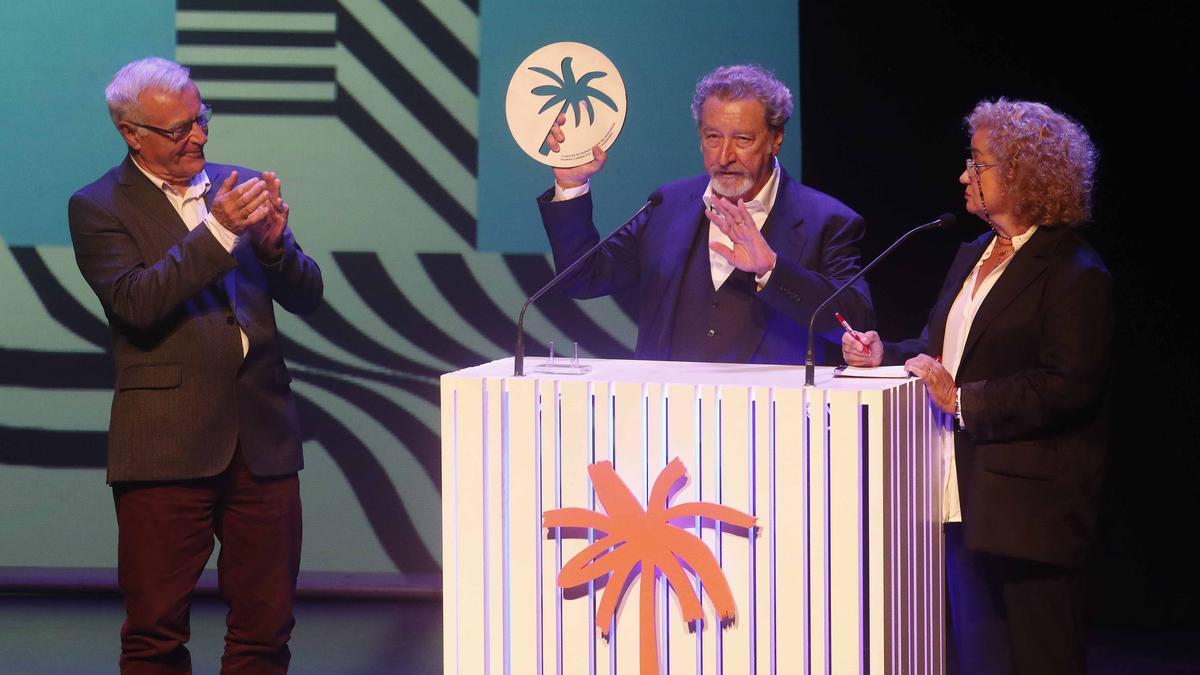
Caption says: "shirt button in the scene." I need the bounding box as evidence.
[707,329,717,338]
[711,301,719,308]
[226,315,236,325]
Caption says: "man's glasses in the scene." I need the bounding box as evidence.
[130,104,212,143]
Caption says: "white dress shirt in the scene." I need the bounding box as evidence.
[939,225,1039,522]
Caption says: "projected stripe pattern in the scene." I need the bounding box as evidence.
[0,239,634,573]
[442,363,946,674]
[176,0,478,244]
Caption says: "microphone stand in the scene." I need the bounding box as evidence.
[803,214,955,386]
[514,193,662,376]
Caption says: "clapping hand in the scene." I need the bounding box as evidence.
[210,171,271,235]
[248,171,288,260]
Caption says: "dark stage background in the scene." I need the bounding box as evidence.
[797,1,1198,631]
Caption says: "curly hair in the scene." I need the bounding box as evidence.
[967,98,1098,226]
[691,64,792,133]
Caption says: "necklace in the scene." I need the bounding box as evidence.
[992,227,1012,241]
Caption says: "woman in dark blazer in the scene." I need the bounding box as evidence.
[843,99,1111,675]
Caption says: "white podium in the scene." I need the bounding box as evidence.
[441,358,944,675]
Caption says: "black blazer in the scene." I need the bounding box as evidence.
[68,156,323,482]
[886,226,1113,567]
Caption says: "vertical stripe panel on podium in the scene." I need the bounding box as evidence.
[718,385,753,674]
[592,381,615,675]
[441,380,456,675]
[558,380,593,675]
[539,379,559,675]
[612,381,645,675]
[881,386,898,674]
[752,386,773,675]
[861,389,886,675]
[901,381,917,675]
[486,378,506,675]
[666,384,700,675]
[828,388,863,675]
[807,387,830,675]
[772,386,806,674]
[446,375,487,675]
[916,381,935,675]
[929,392,946,675]
[506,377,538,675]
[698,384,719,673]
[645,382,669,675]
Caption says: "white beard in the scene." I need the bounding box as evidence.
[710,172,753,199]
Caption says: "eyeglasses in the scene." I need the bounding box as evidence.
[130,104,212,143]
[965,158,1000,176]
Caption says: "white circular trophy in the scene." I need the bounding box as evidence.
[506,42,627,168]
[507,42,628,374]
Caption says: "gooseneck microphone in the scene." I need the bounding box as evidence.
[514,191,664,376]
[803,213,956,386]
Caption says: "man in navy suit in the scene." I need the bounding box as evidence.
[537,64,872,364]
[68,57,322,674]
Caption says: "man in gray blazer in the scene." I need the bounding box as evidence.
[68,57,322,674]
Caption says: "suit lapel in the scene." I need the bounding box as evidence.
[117,155,191,240]
[960,227,1063,363]
[761,168,808,262]
[639,185,707,357]
[753,172,809,358]
[928,235,989,355]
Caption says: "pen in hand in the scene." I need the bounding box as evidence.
[835,312,872,356]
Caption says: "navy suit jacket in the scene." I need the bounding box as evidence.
[68,156,323,483]
[537,169,874,365]
[886,226,1112,567]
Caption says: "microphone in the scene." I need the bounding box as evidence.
[514,191,665,376]
[803,213,955,386]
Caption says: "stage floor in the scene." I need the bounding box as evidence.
[0,593,1196,674]
[0,594,441,674]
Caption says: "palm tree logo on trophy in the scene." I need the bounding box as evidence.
[528,56,619,156]
[505,42,628,167]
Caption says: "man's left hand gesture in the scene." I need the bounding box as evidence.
[249,171,288,261]
[905,354,956,414]
[707,196,777,276]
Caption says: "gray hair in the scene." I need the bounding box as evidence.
[105,57,192,127]
[690,64,793,132]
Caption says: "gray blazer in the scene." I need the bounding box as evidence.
[68,156,323,482]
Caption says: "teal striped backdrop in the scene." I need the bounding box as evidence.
[0,0,798,582]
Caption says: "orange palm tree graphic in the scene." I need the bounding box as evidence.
[543,457,756,675]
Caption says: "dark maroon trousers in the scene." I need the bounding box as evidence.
[112,450,302,674]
